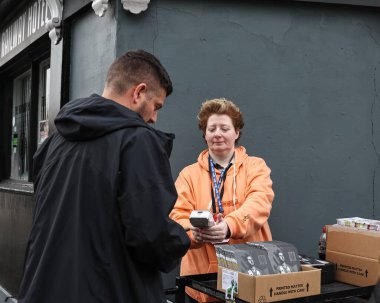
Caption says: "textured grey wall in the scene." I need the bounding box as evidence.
[69,7,116,100]
[115,0,380,258]
[56,0,380,293]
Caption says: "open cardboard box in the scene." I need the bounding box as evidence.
[326,225,380,286]
[327,225,380,259]
[217,265,321,303]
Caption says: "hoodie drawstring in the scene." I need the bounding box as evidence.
[233,163,237,211]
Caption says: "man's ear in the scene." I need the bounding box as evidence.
[132,83,147,104]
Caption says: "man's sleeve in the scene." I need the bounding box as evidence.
[118,130,190,272]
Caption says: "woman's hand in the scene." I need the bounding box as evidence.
[191,214,230,243]
[191,226,204,243]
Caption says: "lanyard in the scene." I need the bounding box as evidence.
[209,156,232,214]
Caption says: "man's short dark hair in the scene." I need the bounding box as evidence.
[105,50,173,96]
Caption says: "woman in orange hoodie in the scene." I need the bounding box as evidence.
[170,98,275,303]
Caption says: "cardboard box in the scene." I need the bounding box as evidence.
[217,265,321,303]
[327,225,380,260]
[326,250,380,286]
[326,225,380,286]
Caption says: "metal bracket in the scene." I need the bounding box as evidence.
[92,0,109,17]
[121,0,150,14]
[45,0,63,44]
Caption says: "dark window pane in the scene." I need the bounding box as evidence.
[11,71,31,181]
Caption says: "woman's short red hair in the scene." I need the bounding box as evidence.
[197,98,244,141]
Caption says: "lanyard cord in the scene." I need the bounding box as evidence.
[209,155,233,214]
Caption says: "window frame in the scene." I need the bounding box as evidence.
[0,35,50,185]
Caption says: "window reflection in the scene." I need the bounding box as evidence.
[11,71,31,181]
[38,61,50,145]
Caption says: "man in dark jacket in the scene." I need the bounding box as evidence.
[18,50,190,303]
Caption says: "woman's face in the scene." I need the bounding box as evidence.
[204,114,239,156]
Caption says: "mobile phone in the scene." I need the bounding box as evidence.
[189,210,215,228]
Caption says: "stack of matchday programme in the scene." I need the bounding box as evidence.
[336,217,380,231]
[215,240,300,276]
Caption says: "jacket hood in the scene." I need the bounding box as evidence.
[197,146,248,172]
[55,94,149,141]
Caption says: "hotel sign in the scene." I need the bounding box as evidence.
[0,0,52,67]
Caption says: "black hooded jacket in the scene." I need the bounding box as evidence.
[18,94,190,303]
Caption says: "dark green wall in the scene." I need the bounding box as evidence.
[66,0,380,293]
[69,6,116,100]
[114,0,380,255]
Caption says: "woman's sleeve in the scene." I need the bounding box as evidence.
[224,157,274,239]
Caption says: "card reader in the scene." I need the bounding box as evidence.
[189,210,215,228]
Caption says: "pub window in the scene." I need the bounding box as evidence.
[11,71,32,181]
[9,58,50,181]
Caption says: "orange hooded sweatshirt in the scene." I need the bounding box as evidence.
[170,146,274,302]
